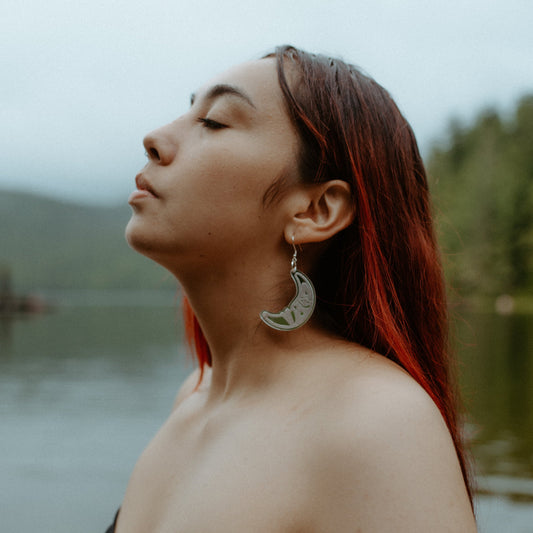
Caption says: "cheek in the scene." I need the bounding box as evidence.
[125,149,297,267]
[183,147,280,210]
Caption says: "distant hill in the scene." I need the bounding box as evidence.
[0,190,174,291]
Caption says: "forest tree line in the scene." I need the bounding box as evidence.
[427,94,533,299]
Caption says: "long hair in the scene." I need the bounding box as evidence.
[184,45,473,502]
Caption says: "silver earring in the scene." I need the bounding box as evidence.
[260,237,316,331]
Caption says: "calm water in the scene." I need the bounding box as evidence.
[1,294,532,532]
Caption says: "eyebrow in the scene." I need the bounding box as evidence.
[190,83,256,109]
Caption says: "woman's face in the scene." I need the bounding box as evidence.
[125,58,300,270]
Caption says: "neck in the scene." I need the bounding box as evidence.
[174,254,326,403]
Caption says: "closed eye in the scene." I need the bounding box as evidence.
[197,117,228,130]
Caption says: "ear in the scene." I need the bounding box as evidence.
[284,180,354,244]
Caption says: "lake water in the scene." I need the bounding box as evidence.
[1,293,532,532]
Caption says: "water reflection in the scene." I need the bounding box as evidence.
[0,302,193,533]
[0,313,16,352]
[455,312,533,481]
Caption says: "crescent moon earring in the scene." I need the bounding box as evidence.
[260,237,316,331]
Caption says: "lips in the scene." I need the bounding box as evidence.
[135,174,158,197]
[128,174,159,205]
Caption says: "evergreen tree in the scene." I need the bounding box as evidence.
[428,95,533,297]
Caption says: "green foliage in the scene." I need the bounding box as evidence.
[0,190,174,291]
[428,95,533,297]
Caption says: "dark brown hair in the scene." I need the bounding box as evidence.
[185,44,473,502]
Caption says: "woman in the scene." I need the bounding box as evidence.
[114,45,477,531]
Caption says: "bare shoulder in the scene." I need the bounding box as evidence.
[171,366,212,411]
[304,345,477,532]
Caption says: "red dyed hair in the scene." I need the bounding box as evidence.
[183,296,211,383]
[184,45,473,501]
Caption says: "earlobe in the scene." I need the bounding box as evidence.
[286,180,354,244]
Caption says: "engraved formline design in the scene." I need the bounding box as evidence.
[260,238,316,331]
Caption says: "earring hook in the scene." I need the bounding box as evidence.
[291,236,297,273]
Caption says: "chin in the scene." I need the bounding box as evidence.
[125,217,157,256]
[125,218,182,276]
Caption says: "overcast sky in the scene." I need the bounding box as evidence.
[2,0,532,205]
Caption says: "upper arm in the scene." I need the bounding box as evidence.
[312,377,477,532]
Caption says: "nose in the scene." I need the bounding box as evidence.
[143,125,177,166]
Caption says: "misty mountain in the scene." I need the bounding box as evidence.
[0,190,174,291]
